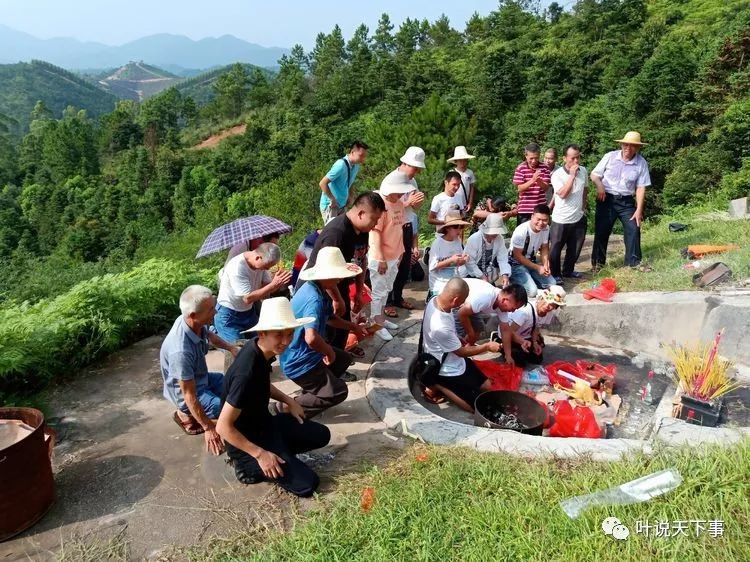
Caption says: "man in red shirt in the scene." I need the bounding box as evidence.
[513,143,551,224]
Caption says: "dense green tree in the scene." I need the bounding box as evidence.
[213,63,250,118]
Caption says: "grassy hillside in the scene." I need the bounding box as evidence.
[0,60,117,129]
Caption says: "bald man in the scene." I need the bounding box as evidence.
[420,277,502,412]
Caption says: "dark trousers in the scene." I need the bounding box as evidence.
[388,222,414,306]
[592,194,641,268]
[226,413,331,497]
[517,213,531,225]
[549,216,587,277]
[511,340,545,367]
[292,347,352,417]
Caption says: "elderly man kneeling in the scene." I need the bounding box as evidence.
[160,285,239,455]
[217,297,331,498]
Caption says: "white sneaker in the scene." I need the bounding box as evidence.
[375,328,393,341]
[383,320,399,331]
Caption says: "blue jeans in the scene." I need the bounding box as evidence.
[592,193,641,267]
[510,264,556,298]
[214,304,259,344]
[178,371,224,418]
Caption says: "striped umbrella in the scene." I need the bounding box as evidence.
[196,216,292,258]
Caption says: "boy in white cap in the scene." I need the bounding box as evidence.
[217,297,330,498]
[506,285,567,366]
[447,145,476,214]
[280,247,368,417]
[460,213,511,287]
[369,171,414,341]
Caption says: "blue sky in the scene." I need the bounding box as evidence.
[0,0,512,49]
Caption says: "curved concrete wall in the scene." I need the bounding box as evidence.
[548,290,750,370]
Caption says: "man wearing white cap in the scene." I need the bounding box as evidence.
[460,213,511,287]
[506,285,567,366]
[281,247,368,417]
[383,147,426,313]
[217,297,331,498]
[448,145,476,214]
[590,131,652,269]
[369,171,414,341]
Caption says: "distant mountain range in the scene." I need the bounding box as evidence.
[0,25,289,69]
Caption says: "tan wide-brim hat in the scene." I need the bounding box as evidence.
[379,170,414,196]
[400,146,426,169]
[299,246,362,282]
[447,145,476,162]
[437,210,471,233]
[479,212,507,235]
[242,296,314,333]
[615,131,647,146]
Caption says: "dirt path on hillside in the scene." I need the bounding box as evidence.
[191,123,247,150]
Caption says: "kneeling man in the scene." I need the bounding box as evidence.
[421,278,503,413]
[217,297,330,497]
[506,285,566,366]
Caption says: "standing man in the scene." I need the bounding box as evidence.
[319,141,369,224]
[160,285,239,454]
[447,146,476,215]
[590,131,651,270]
[301,192,385,349]
[549,144,588,282]
[215,243,291,344]
[513,143,551,224]
[385,147,426,313]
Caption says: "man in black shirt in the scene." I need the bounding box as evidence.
[301,192,385,349]
[216,297,330,498]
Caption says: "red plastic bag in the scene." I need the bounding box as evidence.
[545,361,584,389]
[583,277,617,303]
[548,400,602,438]
[474,360,523,391]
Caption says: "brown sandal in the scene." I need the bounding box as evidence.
[395,300,415,310]
[383,306,399,318]
[173,411,205,435]
[422,386,446,404]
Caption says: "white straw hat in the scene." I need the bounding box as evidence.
[379,170,415,196]
[539,285,567,307]
[299,247,362,282]
[400,146,426,169]
[447,145,475,162]
[479,213,507,235]
[242,296,314,332]
[615,131,647,146]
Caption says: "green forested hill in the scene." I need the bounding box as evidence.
[0,0,749,303]
[174,63,270,104]
[97,61,180,101]
[0,60,117,129]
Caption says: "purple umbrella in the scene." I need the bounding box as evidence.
[196,216,293,258]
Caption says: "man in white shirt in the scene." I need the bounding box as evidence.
[508,204,556,297]
[428,211,470,297]
[215,243,292,343]
[550,144,588,282]
[506,285,566,366]
[420,278,502,413]
[447,146,476,214]
[590,131,652,269]
[460,213,511,286]
[455,279,528,350]
[428,171,462,228]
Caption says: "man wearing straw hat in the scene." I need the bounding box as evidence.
[460,213,511,287]
[369,170,414,341]
[217,297,331,498]
[281,247,368,417]
[427,210,471,299]
[590,131,652,270]
[448,146,477,214]
[506,285,567,366]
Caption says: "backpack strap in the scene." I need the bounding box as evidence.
[341,157,352,188]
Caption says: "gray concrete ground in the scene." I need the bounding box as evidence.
[0,288,424,561]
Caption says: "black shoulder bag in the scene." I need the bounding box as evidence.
[410,304,448,386]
